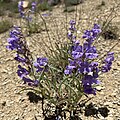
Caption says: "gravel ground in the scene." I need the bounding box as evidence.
[0,0,120,120]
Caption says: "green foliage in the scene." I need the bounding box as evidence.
[0,20,12,33]
[0,0,11,2]
[40,41,83,110]
[0,9,5,16]
[64,6,75,12]
[64,0,80,7]
[8,12,17,18]
[47,0,60,6]
[9,2,19,13]
[28,22,44,34]
[37,1,52,11]
[0,1,19,14]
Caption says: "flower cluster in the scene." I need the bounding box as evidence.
[7,26,24,51]
[102,52,114,72]
[6,19,114,99]
[82,24,101,44]
[6,26,41,86]
[67,20,76,42]
[34,57,48,73]
[64,21,114,95]
[31,1,37,12]
[18,1,25,18]
[18,1,37,19]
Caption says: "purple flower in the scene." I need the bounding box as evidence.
[92,24,101,37]
[83,42,98,59]
[7,26,36,88]
[64,38,99,75]
[82,30,94,40]
[10,27,21,37]
[6,26,25,53]
[69,20,76,25]
[34,57,48,72]
[82,24,101,44]
[105,52,114,63]
[6,37,20,50]
[85,53,98,59]
[14,54,26,63]
[102,52,114,72]
[67,20,77,42]
[18,1,25,17]
[71,41,98,60]
[7,26,31,57]
[83,84,96,95]
[69,20,76,31]
[78,62,92,74]
[17,64,39,87]
[17,65,29,78]
[64,69,72,75]
[31,1,37,12]
[102,65,111,72]
[82,75,100,95]
[22,77,39,87]
[67,31,76,41]
[82,75,100,85]
[64,60,76,75]
[72,44,83,59]
[89,62,99,78]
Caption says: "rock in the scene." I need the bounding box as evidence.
[113,101,119,104]
[106,116,114,120]
[97,114,106,119]
[1,113,5,117]
[99,91,104,95]
[15,116,19,120]
[109,92,117,97]
[1,101,6,106]
[117,61,120,66]
[117,102,120,106]
[2,80,9,85]
[96,86,105,91]
[6,100,14,107]
[104,102,113,107]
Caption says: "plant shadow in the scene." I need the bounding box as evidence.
[27,91,42,103]
[43,102,110,120]
[44,116,56,120]
[102,30,118,40]
[27,92,109,119]
[84,102,109,118]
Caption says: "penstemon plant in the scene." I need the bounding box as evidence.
[6,1,116,119]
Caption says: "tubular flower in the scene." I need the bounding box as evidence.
[31,1,37,12]
[6,26,28,63]
[18,1,25,18]
[22,77,39,86]
[102,52,114,72]
[67,20,76,42]
[17,65,29,78]
[82,24,101,44]
[34,57,48,72]
[17,65,39,86]
[82,75,100,95]
[6,26,39,86]
[64,22,102,95]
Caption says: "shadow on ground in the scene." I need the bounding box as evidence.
[84,102,109,118]
[27,92,110,120]
[27,91,42,103]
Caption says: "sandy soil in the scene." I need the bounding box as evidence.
[0,0,120,120]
